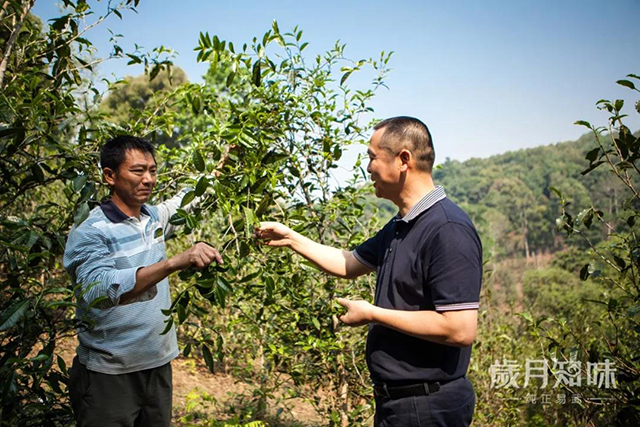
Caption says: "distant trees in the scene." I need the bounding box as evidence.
[100,67,189,146]
[434,133,626,259]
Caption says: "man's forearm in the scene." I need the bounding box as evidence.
[288,232,356,278]
[120,258,178,304]
[370,306,477,347]
[338,297,478,347]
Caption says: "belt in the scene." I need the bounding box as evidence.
[373,381,441,399]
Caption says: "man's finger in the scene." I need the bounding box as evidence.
[212,249,223,264]
[336,297,349,308]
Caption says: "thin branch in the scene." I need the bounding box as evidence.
[0,0,35,88]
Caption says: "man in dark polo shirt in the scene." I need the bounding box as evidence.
[257,116,481,426]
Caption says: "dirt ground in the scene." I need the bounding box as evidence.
[56,337,322,426]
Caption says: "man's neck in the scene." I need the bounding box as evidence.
[394,174,436,218]
[111,193,142,219]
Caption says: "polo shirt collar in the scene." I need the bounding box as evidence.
[100,200,151,223]
[397,186,446,223]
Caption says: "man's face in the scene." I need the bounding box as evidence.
[366,129,401,200]
[104,149,157,207]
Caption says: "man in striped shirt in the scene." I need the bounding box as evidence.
[64,136,221,427]
[256,117,482,426]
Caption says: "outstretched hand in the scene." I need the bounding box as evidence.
[170,242,223,271]
[336,298,375,327]
[254,221,295,248]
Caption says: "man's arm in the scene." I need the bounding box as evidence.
[119,242,222,304]
[336,298,477,347]
[255,222,372,279]
[64,224,222,307]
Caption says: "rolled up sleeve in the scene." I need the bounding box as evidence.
[64,225,140,308]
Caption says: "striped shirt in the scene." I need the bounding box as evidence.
[63,189,190,374]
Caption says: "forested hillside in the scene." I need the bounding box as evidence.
[433,132,632,258]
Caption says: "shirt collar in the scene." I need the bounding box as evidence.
[396,186,446,223]
[100,200,151,223]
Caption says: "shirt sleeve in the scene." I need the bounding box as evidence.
[353,228,385,270]
[427,222,482,312]
[157,187,200,237]
[63,224,141,308]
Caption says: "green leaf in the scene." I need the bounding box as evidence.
[159,317,174,335]
[252,60,261,87]
[585,147,600,162]
[31,164,45,183]
[548,186,563,199]
[617,79,636,90]
[239,271,260,283]
[57,355,67,375]
[195,176,208,197]
[613,255,626,270]
[239,241,250,258]
[243,206,257,226]
[74,202,90,226]
[149,64,161,81]
[73,175,87,192]
[180,191,196,208]
[580,264,590,281]
[0,300,30,331]
[581,161,605,175]
[202,344,215,373]
[312,317,321,330]
[518,312,533,324]
[574,120,592,129]
[261,151,288,165]
[340,71,353,86]
[226,72,235,87]
[192,150,205,172]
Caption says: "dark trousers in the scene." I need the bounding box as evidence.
[69,356,173,427]
[374,376,475,427]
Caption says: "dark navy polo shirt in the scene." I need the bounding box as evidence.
[353,186,482,384]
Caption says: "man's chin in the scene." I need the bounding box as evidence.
[134,193,152,204]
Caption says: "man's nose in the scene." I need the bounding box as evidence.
[141,171,154,185]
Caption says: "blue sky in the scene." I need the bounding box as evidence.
[34,0,640,170]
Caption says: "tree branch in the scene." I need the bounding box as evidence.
[0,0,35,89]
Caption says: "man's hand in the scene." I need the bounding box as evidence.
[169,242,223,271]
[336,298,375,327]
[254,222,295,248]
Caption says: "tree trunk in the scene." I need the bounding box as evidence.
[522,208,531,261]
[339,365,350,427]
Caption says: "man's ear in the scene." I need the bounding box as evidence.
[103,167,117,186]
[398,149,412,172]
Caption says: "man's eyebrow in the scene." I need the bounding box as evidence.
[129,163,156,168]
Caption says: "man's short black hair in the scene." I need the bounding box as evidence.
[100,136,156,171]
[374,116,435,173]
